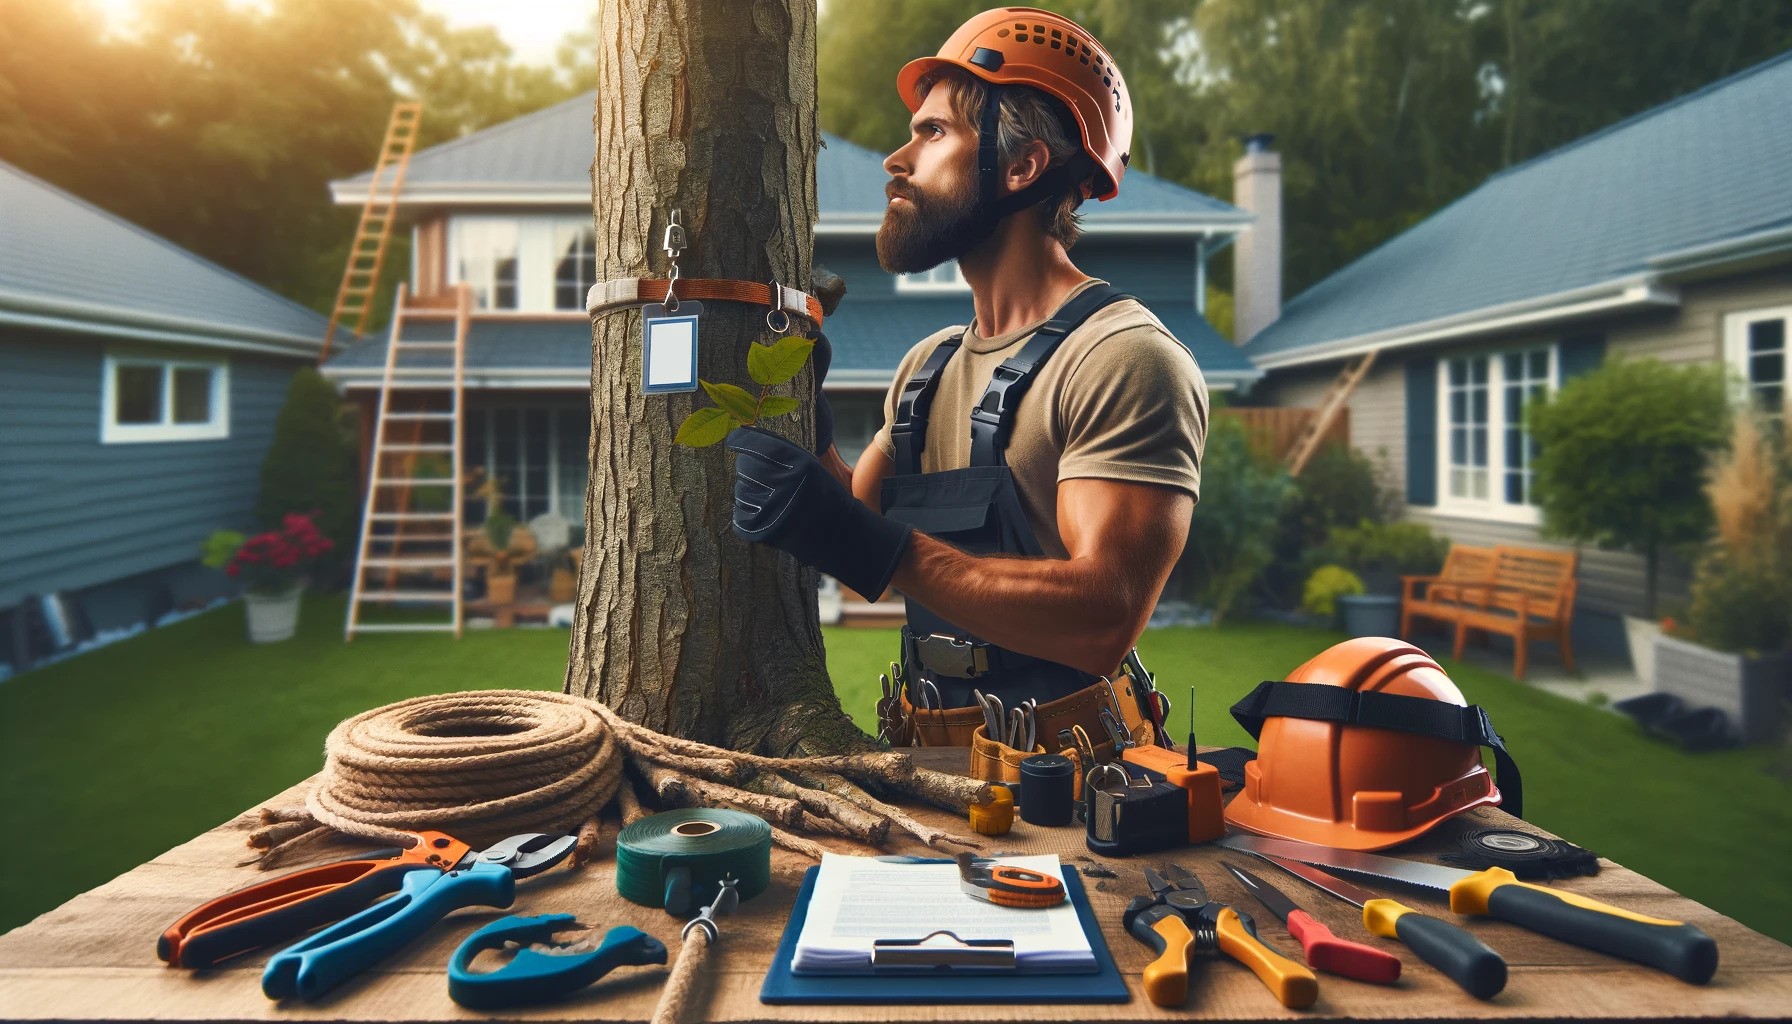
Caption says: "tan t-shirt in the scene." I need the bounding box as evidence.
[871,279,1209,559]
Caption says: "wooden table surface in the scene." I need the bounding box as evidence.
[2,747,1788,1023]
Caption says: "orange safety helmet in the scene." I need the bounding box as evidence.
[896,7,1133,201]
[1224,637,1519,852]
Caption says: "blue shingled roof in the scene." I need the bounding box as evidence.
[0,160,327,352]
[1247,50,1792,364]
[325,298,1255,387]
[334,92,1246,226]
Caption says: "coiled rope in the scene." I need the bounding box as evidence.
[252,690,622,865]
[249,688,992,870]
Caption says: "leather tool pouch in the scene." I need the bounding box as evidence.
[969,724,1045,784]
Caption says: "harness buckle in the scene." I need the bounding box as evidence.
[914,633,992,678]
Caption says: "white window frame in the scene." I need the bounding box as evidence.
[100,352,230,444]
[446,216,523,311]
[895,262,970,293]
[1432,341,1556,526]
[445,215,602,314]
[1723,305,1792,420]
[551,219,598,311]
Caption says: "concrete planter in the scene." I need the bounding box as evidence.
[1653,632,1792,745]
[243,587,302,643]
[1338,594,1401,638]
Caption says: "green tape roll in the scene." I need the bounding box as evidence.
[615,808,772,913]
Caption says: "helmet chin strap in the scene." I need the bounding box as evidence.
[974,83,1084,235]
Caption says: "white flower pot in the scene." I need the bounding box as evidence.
[1624,615,1661,687]
[244,587,303,643]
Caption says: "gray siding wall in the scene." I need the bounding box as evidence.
[0,329,301,607]
[1251,269,1791,619]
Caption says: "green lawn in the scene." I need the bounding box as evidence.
[3,595,1789,947]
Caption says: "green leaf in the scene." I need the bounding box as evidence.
[700,380,760,423]
[758,395,800,419]
[674,407,738,448]
[746,336,816,387]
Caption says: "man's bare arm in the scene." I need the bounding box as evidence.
[887,477,1192,677]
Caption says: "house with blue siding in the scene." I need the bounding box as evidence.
[0,160,327,671]
[1239,51,1792,648]
[319,91,1255,614]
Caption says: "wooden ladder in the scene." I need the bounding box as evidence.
[322,101,423,361]
[1285,350,1377,476]
[344,284,470,639]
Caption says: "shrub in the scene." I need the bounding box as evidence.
[1526,357,1730,618]
[257,368,357,576]
[1682,413,1792,655]
[1316,519,1449,589]
[484,510,517,551]
[1302,565,1365,618]
[1182,414,1295,623]
[1260,444,1395,607]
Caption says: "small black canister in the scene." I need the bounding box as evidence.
[1017,753,1076,826]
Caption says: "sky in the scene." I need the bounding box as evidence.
[87,0,597,66]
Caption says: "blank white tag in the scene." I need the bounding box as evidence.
[641,301,702,394]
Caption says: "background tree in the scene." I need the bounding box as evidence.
[257,367,361,581]
[565,0,864,754]
[0,0,591,315]
[1526,358,1732,619]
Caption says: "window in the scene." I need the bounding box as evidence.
[450,218,520,310]
[1725,307,1790,431]
[554,222,598,310]
[1438,344,1553,521]
[895,262,970,293]
[465,404,590,523]
[101,354,230,443]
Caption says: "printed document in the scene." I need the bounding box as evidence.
[792,854,1095,974]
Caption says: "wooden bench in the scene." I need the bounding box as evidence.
[1402,545,1578,680]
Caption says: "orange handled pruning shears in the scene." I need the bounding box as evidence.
[955,852,1066,909]
[157,831,472,969]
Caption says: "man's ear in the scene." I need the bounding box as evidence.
[1002,138,1054,195]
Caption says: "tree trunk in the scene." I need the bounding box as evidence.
[567,0,869,756]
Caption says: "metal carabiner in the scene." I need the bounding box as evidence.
[765,280,792,334]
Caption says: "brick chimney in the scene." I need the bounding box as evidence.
[1232,133,1282,344]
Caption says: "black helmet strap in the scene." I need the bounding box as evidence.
[1230,680,1524,819]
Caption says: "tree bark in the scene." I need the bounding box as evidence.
[568,0,869,756]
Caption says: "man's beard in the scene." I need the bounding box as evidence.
[876,177,994,274]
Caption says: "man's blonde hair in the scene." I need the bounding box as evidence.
[913,66,1090,248]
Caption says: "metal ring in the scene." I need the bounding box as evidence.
[663,263,681,311]
[765,280,792,333]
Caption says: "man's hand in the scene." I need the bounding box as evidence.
[726,426,912,600]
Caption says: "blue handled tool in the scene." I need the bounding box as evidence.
[448,914,668,1009]
[261,832,578,1002]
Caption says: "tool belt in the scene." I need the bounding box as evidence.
[879,674,1159,792]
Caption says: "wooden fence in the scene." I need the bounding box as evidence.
[1217,406,1350,465]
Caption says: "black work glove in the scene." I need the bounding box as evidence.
[811,331,835,456]
[726,425,911,600]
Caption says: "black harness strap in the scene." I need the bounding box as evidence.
[890,336,963,477]
[969,284,1132,467]
[1230,681,1524,819]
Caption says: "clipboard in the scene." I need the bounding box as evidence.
[759,865,1130,1004]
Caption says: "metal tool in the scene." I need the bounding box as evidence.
[684,875,740,942]
[1123,863,1317,1009]
[261,832,578,1002]
[956,852,1066,909]
[1228,848,1505,999]
[1221,861,1402,984]
[447,915,667,1009]
[875,672,897,744]
[160,830,474,969]
[974,689,1004,741]
[1217,834,1718,986]
[911,677,941,711]
[1015,699,1037,750]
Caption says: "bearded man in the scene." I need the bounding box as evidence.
[727,7,1208,759]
